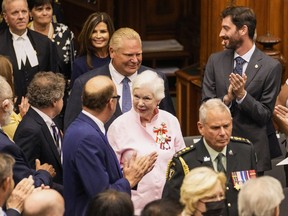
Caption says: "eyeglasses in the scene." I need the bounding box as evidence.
[111,95,121,101]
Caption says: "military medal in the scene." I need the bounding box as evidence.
[153,122,171,150]
[231,170,256,190]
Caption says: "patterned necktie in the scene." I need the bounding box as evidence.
[216,153,226,173]
[234,56,246,76]
[51,123,61,155]
[122,77,132,113]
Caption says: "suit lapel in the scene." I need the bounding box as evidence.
[2,30,19,71]
[28,108,62,165]
[245,48,262,88]
[223,50,235,90]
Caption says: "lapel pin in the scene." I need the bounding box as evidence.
[229,150,233,155]
[204,156,210,162]
[255,64,258,68]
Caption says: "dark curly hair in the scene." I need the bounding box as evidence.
[27,71,65,108]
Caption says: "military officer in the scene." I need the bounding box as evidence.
[162,98,257,216]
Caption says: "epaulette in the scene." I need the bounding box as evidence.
[173,144,195,158]
[230,136,251,144]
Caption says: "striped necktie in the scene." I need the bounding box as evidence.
[51,123,61,155]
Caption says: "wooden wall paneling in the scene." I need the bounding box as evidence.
[145,0,182,40]
[177,0,200,64]
[267,0,283,48]
[199,0,227,69]
[114,0,146,37]
[60,0,114,50]
[175,66,202,136]
[282,0,288,81]
[175,70,194,136]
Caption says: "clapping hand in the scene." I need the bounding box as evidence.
[123,151,158,188]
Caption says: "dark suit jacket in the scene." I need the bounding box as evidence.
[0,130,53,187]
[202,48,282,172]
[0,28,58,107]
[63,112,131,216]
[162,138,257,216]
[13,108,63,184]
[64,64,175,130]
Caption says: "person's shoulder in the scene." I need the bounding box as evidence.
[74,64,107,84]
[173,144,196,158]
[87,64,109,76]
[165,144,197,179]
[230,136,251,143]
[209,49,232,57]
[158,109,176,118]
[53,23,74,36]
[139,65,152,72]
[65,114,95,135]
[230,136,252,147]
[254,48,280,64]
[53,22,67,29]
[28,28,50,42]
[74,55,87,65]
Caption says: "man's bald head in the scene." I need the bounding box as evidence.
[23,189,64,216]
[82,76,116,112]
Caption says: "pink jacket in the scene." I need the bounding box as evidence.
[107,108,185,215]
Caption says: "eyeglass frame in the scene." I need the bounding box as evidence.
[111,95,121,101]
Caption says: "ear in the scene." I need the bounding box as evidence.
[106,98,113,108]
[239,25,248,36]
[1,177,10,192]
[197,121,204,136]
[109,47,115,58]
[1,99,10,110]
[53,100,57,107]
[274,206,279,216]
[3,13,8,24]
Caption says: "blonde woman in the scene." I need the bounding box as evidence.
[180,167,226,216]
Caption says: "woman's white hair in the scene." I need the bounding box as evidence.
[132,70,165,101]
[238,176,284,216]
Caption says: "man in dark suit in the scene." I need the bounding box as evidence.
[162,99,257,216]
[0,76,55,188]
[0,153,35,216]
[0,0,58,107]
[63,76,157,216]
[14,72,65,185]
[202,6,282,174]
[64,27,175,130]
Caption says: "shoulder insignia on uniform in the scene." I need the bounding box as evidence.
[173,144,195,158]
[166,159,176,180]
[230,136,251,144]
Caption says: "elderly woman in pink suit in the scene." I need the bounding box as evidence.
[107,70,185,215]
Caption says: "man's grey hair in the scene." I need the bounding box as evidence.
[199,98,231,124]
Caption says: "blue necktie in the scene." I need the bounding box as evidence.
[122,77,132,113]
[234,56,246,76]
